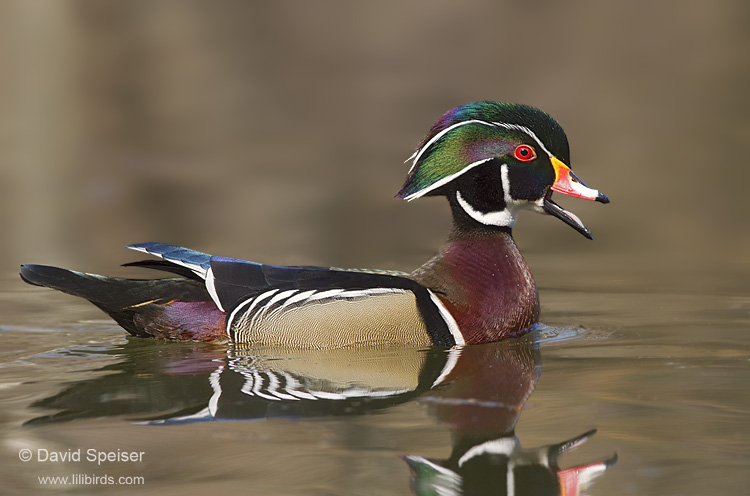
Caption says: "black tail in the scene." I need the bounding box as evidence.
[20,264,227,341]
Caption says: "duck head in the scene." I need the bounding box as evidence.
[396,101,609,239]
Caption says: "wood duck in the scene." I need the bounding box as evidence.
[20,101,608,348]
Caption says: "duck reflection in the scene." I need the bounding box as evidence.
[166,345,452,422]
[26,336,615,494]
[406,429,614,496]
[405,343,616,496]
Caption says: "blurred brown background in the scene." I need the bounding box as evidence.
[2,1,748,292]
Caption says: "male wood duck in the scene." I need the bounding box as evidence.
[20,101,608,348]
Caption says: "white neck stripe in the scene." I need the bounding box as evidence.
[501,163,513,207]
[456,190,517,227]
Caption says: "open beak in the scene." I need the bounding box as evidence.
[543,156,609,239]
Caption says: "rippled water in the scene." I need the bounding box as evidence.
[2,260,748,495]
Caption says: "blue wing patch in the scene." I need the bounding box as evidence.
[127,243,212,277]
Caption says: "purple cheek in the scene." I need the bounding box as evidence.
[466,139,510,162]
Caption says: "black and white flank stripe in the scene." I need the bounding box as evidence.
[126,243,464,347]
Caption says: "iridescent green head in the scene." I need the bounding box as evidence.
[396,102,609,238]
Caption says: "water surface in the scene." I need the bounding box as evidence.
[2,261,747,495]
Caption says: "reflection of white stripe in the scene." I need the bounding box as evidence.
[573,461,611,486]
[404,456,461,484]
[311,391,347,400]
[251,371,281,401]
[431,347,463,387]
[427,290,464,346]
[207,366,224,418]
[226,361,413,403]
[458,437,519,467]
[308,388,406,400]
[266,371,299,401]
[286,389,318,400]
[279,372,317,400]
[340,388,408,398]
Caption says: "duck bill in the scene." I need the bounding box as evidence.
[543,157,609,240]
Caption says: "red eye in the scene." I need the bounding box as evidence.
[514,144,536,162]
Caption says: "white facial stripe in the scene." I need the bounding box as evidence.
[404,149,419,164]
[491,121,553,157]
[408,119,496,173]
[456,190,517,228]
[405,119,555,199]
[500,163,514,207]
[404,157,493,201]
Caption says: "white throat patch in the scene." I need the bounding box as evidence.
[455,164,519,227]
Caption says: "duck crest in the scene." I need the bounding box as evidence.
[411,227,539,344]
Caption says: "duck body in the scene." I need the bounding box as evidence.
[20,102,608,347]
